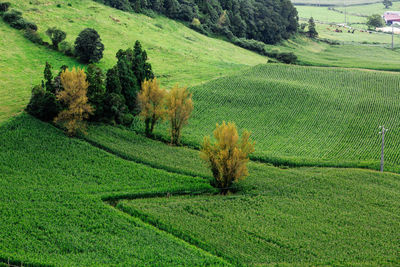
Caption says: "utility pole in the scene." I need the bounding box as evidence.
[392,23,394,49]
[379,126,388,172]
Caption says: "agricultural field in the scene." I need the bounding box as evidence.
[1,115,399,265]
[145,64,400,172]
[0,115,225,266]
[336,1,400,16]
[121,166,400,265]
[292,0,390,6]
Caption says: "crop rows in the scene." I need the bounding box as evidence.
[152,64,400,171]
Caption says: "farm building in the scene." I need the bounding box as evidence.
[383,11,400,24]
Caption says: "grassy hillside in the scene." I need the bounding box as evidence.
[6,0,266,87]
[141,64,400,171]
[0,115,226,266]
[0,0,266,124]
[292,0,390,6]
[0,23,81,123]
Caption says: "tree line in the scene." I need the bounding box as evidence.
[96,0,298,45]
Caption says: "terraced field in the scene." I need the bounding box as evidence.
[146,64,400,171]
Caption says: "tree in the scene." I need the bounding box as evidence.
[54,67,94,136]
[201,121,255,194]
[43,62,54,93]
[45,27,67,50]
[132,41,154,85]
[86,64,105,120]
[165,85,193,145]
[0,2,11,13]
[117,56,139,113]
[307,17,318,38]
[74,28,104,63]
[26,85,60,121]
[367,14,384,29]
[383,0,392,8]
[137,78,167,136]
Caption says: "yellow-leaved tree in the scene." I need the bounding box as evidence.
[201,121,255,194]
[54,67,94,136]
[166,85,193,145]
[137,78,167,137]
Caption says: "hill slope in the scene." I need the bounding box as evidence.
[0,0,267,123]
[147,64,400,171]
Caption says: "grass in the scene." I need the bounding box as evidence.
[0,0,266,123]
[137,64,400,172]
[296,5,365,23]
[292,0,391,6]
[120,166,400,265]
[0,22,82,123]
[336,1,400,16]
[6,0,266,88]
[0,114,227,266]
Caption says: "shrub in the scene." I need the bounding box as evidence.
[24,29,43,44]
[54,67,94,136]
[2,9,22,23]
[201,121,255,193]
[46,27,67,49]
[25,21,38,31]
[9,18,28,30]
[165,85,193,145]
[121,113,134,126]
[74,28,104,63]
[275,52,297,64]
[26,85,60,121]
[59,41,74,56]
[137,78,167,136]
[0,2,11,13]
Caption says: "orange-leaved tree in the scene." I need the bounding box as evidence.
[201,121,255,194]
[165,85,193,145]
[137,78,167,137]
[54,67,94,136]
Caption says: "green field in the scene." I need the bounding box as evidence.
[1,115,399,265]
[1,0,400,265]
[140,64,400,171]
[292,0,391,6]
[0,115,227,265]
[336,1,400,16]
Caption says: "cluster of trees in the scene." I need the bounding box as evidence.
[0,2,104,63]
[138,79,193,144]
[383,0,392,9]
[96,0,298,45]
[26,40,194,143]
[367,14,384,29]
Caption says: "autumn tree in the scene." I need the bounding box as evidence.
[137,78,167,136]
[165,85,193,145]
[201,122,255,194]
[54,67,93,136]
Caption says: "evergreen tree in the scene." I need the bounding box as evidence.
[307,17,318,38]
[86,64,106,120]
[133,41,154,85]
[43,62,54,93]
[117,56,139,113]
[74,28,105,63]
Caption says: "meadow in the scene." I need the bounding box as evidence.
[0,0,266,123]
[292,0,390,6]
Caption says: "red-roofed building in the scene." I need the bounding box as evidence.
[384,12,400,24]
